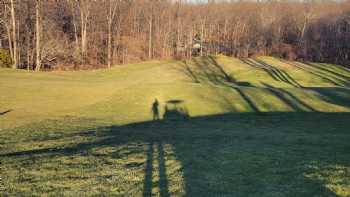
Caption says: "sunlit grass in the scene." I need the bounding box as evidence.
[305,163,350,197]
[0,55,350,196]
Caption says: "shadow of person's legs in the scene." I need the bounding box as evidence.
[158,142,170,197]
[143,142,154,197]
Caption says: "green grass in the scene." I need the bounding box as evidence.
[0,55,350,196]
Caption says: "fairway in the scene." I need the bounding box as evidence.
[1,56,350,196]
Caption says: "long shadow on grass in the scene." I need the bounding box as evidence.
[262,83,317,112]
[0,109,12,116]
[241,59,301,87]
[303,62,350,87]
[1,113,350,196]
[142,141,170,197]
[179,56,323,113]
[308,63,350,82]
[179,57,260,112]
[308,87,350,108]
[281,60,350,87]
[143,142,154,197]
[178,57,350,113]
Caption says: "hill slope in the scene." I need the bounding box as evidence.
[1,56,350,196]
[1,55,349,128]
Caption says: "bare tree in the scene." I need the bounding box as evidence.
[1,3,13,60]
[35,0,41,71]
[0,0,349,69]
[10,0,16,68]
[106,0,119,68]
[80,0,91,63]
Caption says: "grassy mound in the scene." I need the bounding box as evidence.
[1,56,349,128]
[0,56,349,196]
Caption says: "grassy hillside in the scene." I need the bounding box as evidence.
[0,56,350,196]
[1,56,349,128]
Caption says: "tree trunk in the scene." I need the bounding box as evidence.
[148,14,153,59]
[107,19,112,68]
[5,22,13,60]
[200,21,204,57]
[80,0,89,64]
[107,0,113,68]
[69,1,79,53]
[81,18,87,62]
[35,0,41,71]
[25,0,31,70]
[189,29,193,58]
[10,0,17,69]
[17,18,20,67]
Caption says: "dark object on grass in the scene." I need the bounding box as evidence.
[163,100,189,120]
[152,99,160,120]
[0,109,12,116]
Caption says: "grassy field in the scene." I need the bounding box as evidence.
[0,56,350,196]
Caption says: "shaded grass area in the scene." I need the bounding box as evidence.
[1,113,350,196]
[1,55,350,196]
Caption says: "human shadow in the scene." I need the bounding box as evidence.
[2,57,350,196]
[157,142,170,197]
[142,142,154,197]
[151,99,160,121]
[1,112,349,196]
[0,109,12,116]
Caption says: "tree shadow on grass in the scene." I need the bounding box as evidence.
[262,83,317,112]
[2,57,350,196]
[0,109,12,116]
[303,62,350,87]
[178,56,260,112]
[177,56,350,113]
[281,60,350,87]
[1,112,350,196]
[179,56,332,113]
[308,87,350,109]
[241,59,302,87]
[309,63,350,82]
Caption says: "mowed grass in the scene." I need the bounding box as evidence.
[0,55,350,196]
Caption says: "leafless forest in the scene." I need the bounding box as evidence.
[1,0,350,70]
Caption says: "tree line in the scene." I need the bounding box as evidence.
[0,0,349,71]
